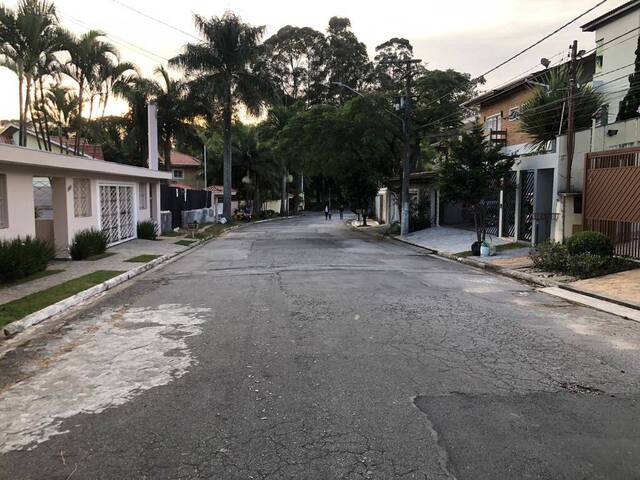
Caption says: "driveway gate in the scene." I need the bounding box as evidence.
[584,147,640,258]
[519,170,534,241]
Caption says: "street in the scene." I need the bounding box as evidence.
[1,214,640,479]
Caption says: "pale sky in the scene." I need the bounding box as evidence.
[0,0,629,119]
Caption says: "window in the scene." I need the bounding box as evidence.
[595,38,604,74]
[172,169,184,179]
[485,114,501,132]
[596,103,609,127]
[73,178,92,217]
[0,174,8,228]
[508,106,520,121]
[573,194,583,214]
[139,182,148,210]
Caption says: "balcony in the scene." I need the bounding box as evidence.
[489,129,507,147]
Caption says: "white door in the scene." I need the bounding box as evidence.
[100,184,135,245]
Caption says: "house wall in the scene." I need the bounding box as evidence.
[173,166,202,189]
[0,170,35,240]
[592,11,640,124]
[480,87,536,146]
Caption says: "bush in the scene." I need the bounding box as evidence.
[69,228,107,260]
[137,220,158,240]
[0,236,55,283]
[566,253,612,278]
[254,209,277,220]
[529,241,569,272]
[566,231,613,258]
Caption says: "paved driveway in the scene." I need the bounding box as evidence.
[1,214,639,479]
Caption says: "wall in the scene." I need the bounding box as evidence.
[593,11,640,123]
[173,166,202,189]
[0,170,35,240]
[480,87,536,147]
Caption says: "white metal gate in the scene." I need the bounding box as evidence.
[100,185,135,245]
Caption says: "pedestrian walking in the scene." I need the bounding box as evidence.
[339,204,344,220]
[324,203,330,221]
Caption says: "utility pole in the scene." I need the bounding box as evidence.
[565,40,578,193]
[203,144,208,190]
[396,59,421,237]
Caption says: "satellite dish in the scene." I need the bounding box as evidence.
[541,58,551,69]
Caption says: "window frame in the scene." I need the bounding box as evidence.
[73,178,92,218]
[484,113,501,132]
[172,169,184,180]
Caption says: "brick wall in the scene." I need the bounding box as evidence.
[479,87,535,147]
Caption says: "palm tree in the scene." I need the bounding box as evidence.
[0,0,65,146]
[61,30,118,154]
[41,85,78,153]
[97,60,137,117]
[170,12,273,219]
[155,65,189,172]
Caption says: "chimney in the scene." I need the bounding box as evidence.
[147,102,159,170]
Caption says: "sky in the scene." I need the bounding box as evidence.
[0,0,630,119]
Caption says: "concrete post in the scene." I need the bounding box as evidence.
[150,182,161,224]
[148,102,159,171]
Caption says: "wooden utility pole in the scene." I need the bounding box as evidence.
[565,40,578,193]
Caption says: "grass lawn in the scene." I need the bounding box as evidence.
[0,269,65,290]
[0,270,124,328]
[175,239,198,246]
[125,254,162,263]
[161,231,183,237]
[194,223,235,241]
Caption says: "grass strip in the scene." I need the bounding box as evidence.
[0,270,124,328]
[0,269,65,289]
[85,252,117,261]
[175,239,198,246]
[125,254,162,263]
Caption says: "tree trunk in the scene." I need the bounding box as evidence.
[74,79,84,155]
[280,165,288,217]
[39,77,52,151]
[222,85,233,220]
[362,207,368,226]
[473,206,481,243]
[18,75,25,146]
[254,174,261,214]
[25,79,38,149]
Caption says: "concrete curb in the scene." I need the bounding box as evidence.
[558,284,640,312]
[1,216,297,339]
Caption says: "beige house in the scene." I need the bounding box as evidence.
[0,105,172,256]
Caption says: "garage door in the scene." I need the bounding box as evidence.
[100,185,135,245]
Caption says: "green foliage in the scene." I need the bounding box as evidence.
[519,66,604,150]
[137,220,158,240]
[69,228,108,260]
[254,209,277,220]
[437,124,515,242]
[529,241,569,272]
[617,36,640,121]
[0,236,55,283]
[565,253,612,278]
[566,231,613,257]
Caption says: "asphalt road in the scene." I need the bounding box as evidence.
[1,214,640,479]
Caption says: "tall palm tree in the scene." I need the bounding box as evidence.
[0,0,65,146]
[170,12,273,219]
[42,85,78,153]
[97,59,136,117]
[61,30,118,154]
[155,65,189,172]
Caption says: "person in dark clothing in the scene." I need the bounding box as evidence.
[324,203,330,221]
[339,204,345,220]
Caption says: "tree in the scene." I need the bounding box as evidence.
[171,12,273,220]
[325,17,371,104]
[371,37,423,94]
[519,66,603,150]
[437,124,515,244]
[262,25,327,105]
[0,0,65,146]
[155,65,189,172]
[40,85,78,153]
[617,36,640,121]
[61,29,118,154]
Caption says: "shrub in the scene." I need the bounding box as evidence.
[529,241,569,272]
[137,220,158,240]
[566,231,613,258]
[0,236,55,283]
[69,228,107,260]
[254,209,277,220]
[566,253,612,278]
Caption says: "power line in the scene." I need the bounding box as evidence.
[480,0,606,79]
[108,0,200,41]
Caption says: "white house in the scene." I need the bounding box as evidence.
[0,104,172,256]
[581,0,640,125]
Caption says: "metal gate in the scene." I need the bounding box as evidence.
[502,172,517,237]
[100,185,135,245]
[584,147,640,258]
[519,170,534,241]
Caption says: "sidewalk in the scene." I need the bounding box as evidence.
[0,237,193,305]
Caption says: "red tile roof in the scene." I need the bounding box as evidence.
[207,185,237,195]
[165,150,201,167]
